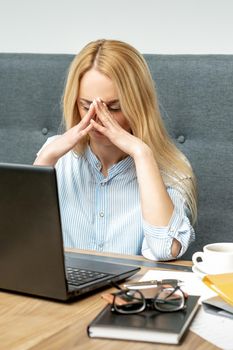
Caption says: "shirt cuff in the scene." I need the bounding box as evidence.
[143,205,185,239]
[142,216,195,261]
[142,204,195,261]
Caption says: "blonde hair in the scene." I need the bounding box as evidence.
[63,39,197,224]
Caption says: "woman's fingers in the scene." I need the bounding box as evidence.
[79,98,117,139]
[80,102,95,128]
[90,119,106,134]
[80,122,93,136]
[93,99,112,126]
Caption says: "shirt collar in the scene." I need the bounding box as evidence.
[84,145,134,179]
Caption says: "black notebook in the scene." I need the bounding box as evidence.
[87,295,200,344]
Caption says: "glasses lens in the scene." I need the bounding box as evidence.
[113,290,145,314]
[154,287,185,312]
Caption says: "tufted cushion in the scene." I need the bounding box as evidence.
[0,53,232,259]
[0,54,72,164]
[145,55,233,259]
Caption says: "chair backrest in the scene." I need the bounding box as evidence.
[145,54,233,258]
[0,53,232,259]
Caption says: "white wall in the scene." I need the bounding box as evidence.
[0,0,232,54]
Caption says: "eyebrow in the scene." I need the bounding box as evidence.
[79,98,120,106]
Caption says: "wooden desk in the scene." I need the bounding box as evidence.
[0,250,218,350]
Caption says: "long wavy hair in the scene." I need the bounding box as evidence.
[62,39,197,224]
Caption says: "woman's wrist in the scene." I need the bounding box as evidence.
[34,148,59,166]
[34,137,65,166]
[132,143,154,163]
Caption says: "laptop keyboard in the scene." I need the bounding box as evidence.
[66,266,111,286]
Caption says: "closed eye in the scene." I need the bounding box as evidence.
[79,103,91,111]
[108,106,121,112]
[107,102,121,112]
[81,104,121,112]
[78,99,121,112]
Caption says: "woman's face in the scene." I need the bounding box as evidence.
[77,68,131,144]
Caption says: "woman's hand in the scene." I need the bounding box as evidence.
[90,98,150,159]
[34,103,95,166]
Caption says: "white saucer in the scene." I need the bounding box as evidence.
[192,265,207,279]
[193,262,209,273]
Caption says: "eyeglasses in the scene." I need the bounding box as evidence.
[110,282,187,314]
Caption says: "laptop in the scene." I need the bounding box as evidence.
[0,163,140,301]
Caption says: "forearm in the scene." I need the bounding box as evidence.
[141,187,195,261]
[34,104,94,166]
[133,146,183,258]
[134,146,174,226]
[34,135,71,166]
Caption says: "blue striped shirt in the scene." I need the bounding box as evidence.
[39,136,195,261]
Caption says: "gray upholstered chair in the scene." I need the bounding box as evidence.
[0,53,232,259]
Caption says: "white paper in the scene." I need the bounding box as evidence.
[139,269,233,349]
[139,269,216,301]
[190,308,233,350]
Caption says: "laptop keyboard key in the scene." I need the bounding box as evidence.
[66,267,111,286]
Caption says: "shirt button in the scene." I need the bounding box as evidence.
[100,182,105,186]
[99,211,104,218]
[96,162,102,170]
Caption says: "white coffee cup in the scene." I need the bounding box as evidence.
[192,242,233,274]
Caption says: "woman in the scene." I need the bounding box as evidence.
[34,39,197,261]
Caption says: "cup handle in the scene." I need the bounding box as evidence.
[192,252,204,265]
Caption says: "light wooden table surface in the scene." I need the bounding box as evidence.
[0,250,219,350]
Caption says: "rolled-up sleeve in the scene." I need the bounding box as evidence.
[141,187,195,261]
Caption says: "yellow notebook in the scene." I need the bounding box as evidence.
[202,273,233,306]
